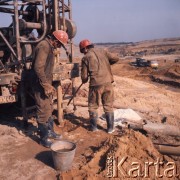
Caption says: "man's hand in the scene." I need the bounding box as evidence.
[41,83,56,97]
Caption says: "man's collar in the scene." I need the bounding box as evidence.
[45,37,54,49]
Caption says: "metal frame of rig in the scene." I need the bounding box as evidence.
[0,0,79,126]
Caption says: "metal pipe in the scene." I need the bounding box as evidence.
[62,0,65,30]
[59,0,69,11]
[68,0,72,19]
[24,22,42,29]
[54,2,63,124]
[14,0,21,61]
[53,0,64,125]
[68,0,73,63]
[0,1,41,6]
[47,0,51,31]
[154,144,180,156]
[143,121,180,137]
[53,0,58,31]
[0,0,12,6]
[19,19,42,29]
[0,0,11,3]
[20,0,47,44]
[0,7,29,15]
[122,120,180,137]
[68,0,76,110]
[0,31,17,59]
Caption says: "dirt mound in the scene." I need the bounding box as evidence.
[150,64,180,88]
[150,64,180,78]
[112,63,140,77]
[66,130,176,180]
[165,64,180,79]
[139,67,153,74]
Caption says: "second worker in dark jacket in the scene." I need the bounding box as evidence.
[79,39,119,133]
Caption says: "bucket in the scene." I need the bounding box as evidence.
[51,140,76,171]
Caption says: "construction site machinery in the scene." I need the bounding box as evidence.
[0,0,79,126]
[130,58,159,69]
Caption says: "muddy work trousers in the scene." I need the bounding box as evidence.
[88,83,114,115]
[33,83,53,124]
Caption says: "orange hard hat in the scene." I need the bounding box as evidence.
[53,30,68,44]
[79,39,92,51]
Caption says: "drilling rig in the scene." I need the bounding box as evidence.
[0,0,79,126]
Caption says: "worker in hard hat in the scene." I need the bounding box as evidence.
[32,30,68,147]
[79,39,120,133]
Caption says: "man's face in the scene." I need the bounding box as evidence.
[80,48,88,54]
[53,39,62,48]
[83,48,88,54]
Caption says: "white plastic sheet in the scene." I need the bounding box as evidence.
[100,108,142,127]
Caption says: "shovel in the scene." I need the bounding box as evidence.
[67,82,84,106]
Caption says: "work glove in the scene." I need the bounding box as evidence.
[41,83,56,97]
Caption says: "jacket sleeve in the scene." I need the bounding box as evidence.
[34,42,49,85]
[105,50,120,65]
[81,57,89,83]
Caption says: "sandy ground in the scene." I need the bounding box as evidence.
[0,38,180,180]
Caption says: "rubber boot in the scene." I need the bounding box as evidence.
[47,117,62,140]
[105,112,115,133]
[38,123,53,148]
[89,112,98,132]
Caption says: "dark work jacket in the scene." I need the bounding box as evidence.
[32,38,54,85]
[81,48,119,86]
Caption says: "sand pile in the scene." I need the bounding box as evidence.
[65,130,178,180]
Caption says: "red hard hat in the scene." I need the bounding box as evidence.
[79,39,92,51]
[53,30,68,44]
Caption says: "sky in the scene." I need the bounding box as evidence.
[1,0,180,44]
[72,0,180,44]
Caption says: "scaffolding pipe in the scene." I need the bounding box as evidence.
[67,0,76,110]
[47,0,51,31]
[54,0,64,124]
[14,0,21,61]
[53,0,58,31]
[0,7,29,15]
[0,1,13,6]
[62,0,65,30]
[68,0,73,63]
[59,0,69,11]
[0,31,17,59]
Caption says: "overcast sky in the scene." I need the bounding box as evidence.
[72,0,180,44]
